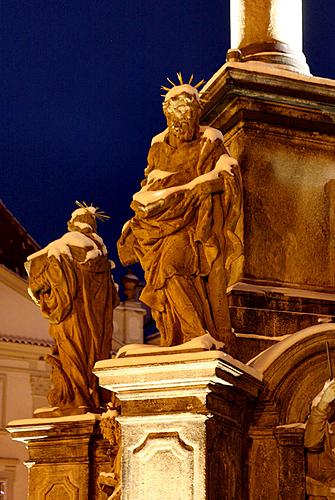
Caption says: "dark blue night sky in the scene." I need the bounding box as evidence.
[1,1,335,279]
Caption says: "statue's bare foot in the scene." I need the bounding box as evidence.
[116,332,225,358]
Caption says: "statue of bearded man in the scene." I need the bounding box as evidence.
[118,80,243,353]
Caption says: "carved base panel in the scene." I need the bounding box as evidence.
[119,413,206,500]
[95,349,262,500]
[28,466,84,500]
[7,413,112,500]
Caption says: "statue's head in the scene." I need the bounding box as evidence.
[163,87,201,141]
[68,208,97,234]
[67,202,110,234]
[161,75,205,142]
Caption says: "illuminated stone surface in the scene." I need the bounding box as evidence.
[26,204,119,414]
[201,61,335,362]
[121,414,203,499]
[228,0,309,73]
[6,414,113,500]
[95,349,262,499]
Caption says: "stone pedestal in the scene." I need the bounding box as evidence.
[229,281,335,362]
[6,413,113,500]
[202,62,335,357]
[94,350,262,500]
[204,63,335,291]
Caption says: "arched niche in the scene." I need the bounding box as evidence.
[250,323,335,425]
[246,323,335,500]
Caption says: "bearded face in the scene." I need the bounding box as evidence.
[163,93,201,142]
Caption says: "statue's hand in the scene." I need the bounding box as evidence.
[321,379,335,404]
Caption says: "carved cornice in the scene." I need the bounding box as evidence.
[201,62,335,135]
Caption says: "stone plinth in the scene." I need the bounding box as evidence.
[94,349,263,500]
[202,62,335,354]
[6,413,112,500]
[203,62,335,290]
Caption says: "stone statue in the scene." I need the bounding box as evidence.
[117,75,243,353]
[26,203,119,415]
[99,395,121,500]
[305,379,335,498]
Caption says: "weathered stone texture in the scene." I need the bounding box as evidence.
[203,64,335,292]
[7,414,113,500]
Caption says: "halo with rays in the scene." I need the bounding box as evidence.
[160,72,207,103]
[75,200,110,221]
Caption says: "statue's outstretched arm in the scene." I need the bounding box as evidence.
[305,379,335,449]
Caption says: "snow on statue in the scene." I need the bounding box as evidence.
[26,202,119,416]
[117,74,243,354]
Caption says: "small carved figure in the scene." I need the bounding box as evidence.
[305,379,335,498]
[99,395,121,500]
[118,74,242,353]
[26,202,119,414]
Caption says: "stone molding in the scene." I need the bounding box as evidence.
[6,413,111,500]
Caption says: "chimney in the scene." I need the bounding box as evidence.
[227,0,310,74]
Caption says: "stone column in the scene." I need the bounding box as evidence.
[6,413,113,500]
[95,349,263,500]
[274,424,306,500]
[113,301,146,352]
[228,0,310,74]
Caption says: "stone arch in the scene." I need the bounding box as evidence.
[250,323,335,424]
[246,323,335,500]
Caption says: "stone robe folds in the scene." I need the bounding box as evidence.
[305,404,335,498]
[27,237,119,411]
[118,126,243,350]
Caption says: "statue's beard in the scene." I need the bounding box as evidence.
[169,120,195,141]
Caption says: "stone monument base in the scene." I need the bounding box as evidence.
[95,348,263,500]
[7,413,114,500]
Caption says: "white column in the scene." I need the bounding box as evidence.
[228,0,309,74]
[112,301,146,352]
